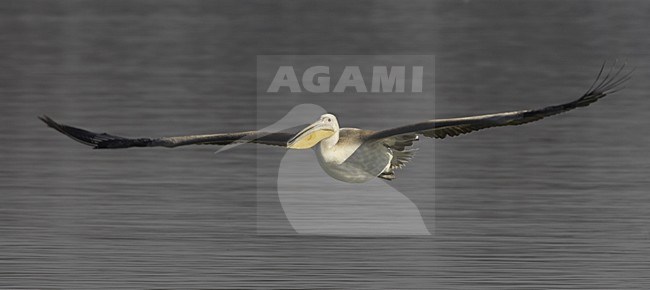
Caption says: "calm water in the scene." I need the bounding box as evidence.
[1,0,650,288]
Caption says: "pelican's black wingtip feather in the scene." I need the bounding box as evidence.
[39,115,149,149]
[584,60,607,95]
[576,61,632,107]
[38,115,58,130]
[39,115,101,147]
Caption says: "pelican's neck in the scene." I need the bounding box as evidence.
[320,129,339,149]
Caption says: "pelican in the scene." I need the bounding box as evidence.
[40,63,631,183]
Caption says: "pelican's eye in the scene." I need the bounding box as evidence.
[326,118,331,122]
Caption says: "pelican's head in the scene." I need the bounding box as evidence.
[287,113,339,149]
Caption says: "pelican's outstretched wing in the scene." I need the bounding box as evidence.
[367,62,632,141]
[39,116,294,149]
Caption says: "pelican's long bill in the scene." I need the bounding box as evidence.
[287,120,335,149]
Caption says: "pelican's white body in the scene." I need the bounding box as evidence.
[314,128,393,183]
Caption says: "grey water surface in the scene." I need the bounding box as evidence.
[1,0,650,289]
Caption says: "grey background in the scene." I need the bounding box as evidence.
[1,0,650,288]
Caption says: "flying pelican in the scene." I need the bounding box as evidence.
[40,63,631,183]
